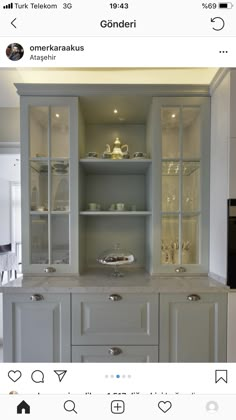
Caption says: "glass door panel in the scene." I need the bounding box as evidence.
[29,103,71,269]
[51,107,69,158]
[160,103,203,270]
[182,162,200,212]
[31,215,48,264]
[161,215,180,265]
[162,162,180,212]
[161,108,180,159]
[30,162,48,211]
[51,161,69,211]
[29,106,49,158]
[182,107,201,158]
[182,216,200,264]
[51,215,69,264]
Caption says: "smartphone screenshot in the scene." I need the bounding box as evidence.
[0,0,236,418]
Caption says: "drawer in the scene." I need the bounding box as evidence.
[72,293,159,345]
[72,345,159,362]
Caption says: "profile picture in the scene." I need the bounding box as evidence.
[6,43,24,61]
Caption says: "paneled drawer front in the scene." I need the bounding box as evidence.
[72,345,158,362]
[72,293,159,345]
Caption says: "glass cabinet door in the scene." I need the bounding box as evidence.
[21,97,78,274]
[159,100,210,272]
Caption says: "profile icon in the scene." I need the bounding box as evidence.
[6,43,24,61]
[206,401,219,413]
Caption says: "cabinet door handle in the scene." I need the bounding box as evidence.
[109,294,122,301]
[44,267,56,273]
[108,347,122,356]
[187,294,201,301]
[30,294,44,301]
[175,266,186,273]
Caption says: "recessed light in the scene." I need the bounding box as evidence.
[113,109,118,114]
[171,114,176,118]
[55,113,60,118]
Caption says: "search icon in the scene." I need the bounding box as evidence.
[64,400,78,414]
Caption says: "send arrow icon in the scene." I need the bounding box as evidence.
[54,370,67,382]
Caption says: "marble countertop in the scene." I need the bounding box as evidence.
[0,269,229,293]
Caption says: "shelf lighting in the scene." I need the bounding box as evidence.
[113,109,118,114]
[171,114,176,118]
[55,113,60,118]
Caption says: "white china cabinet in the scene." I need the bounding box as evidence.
[17,85,210,274]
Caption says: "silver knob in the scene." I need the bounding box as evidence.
[175,266,186,273]
[187,294,201,301]
[109,294,122,301]
[108,347,122,356]
[44,267,56,273]
[30,294,44,301]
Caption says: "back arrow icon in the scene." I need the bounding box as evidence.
[11,18,17,28]
[211,17,225,31]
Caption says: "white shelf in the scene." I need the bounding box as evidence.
[80,159,152,174]
[80,211,152,216]
[30,211,69,215]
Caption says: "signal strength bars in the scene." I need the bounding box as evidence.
[3,2,13,8]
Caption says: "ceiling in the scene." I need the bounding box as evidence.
[0,68,220,108]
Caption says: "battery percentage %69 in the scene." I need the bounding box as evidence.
[202,3,217,8]
[202,2,233,8]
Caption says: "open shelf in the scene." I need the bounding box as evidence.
[80,211,152,216]
[80,159,152,174]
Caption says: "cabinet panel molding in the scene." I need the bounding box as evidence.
[72,345,158,362]
[159,293,227,362]
[72,293,159,345]
[3,293,71,362]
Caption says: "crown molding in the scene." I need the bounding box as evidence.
[209,68,231,95]
[15,83,210,97]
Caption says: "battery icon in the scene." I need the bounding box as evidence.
[219,2,234,7]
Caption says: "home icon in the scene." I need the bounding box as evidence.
[17,400,30,414]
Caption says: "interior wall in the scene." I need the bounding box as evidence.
[0,108,20,142]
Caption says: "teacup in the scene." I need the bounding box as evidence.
[102,152,112,159]
[88,203,99,211]
[53,162,67,170]
[133,152,147,159]
[86,152,98,158]
[122,152,130,159]
[116,203,125,211]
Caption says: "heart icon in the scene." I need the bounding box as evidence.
[158,401,172,413]
[8,370,22,382]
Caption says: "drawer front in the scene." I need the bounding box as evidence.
[72,293,159,345]
[72,345,158,362]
